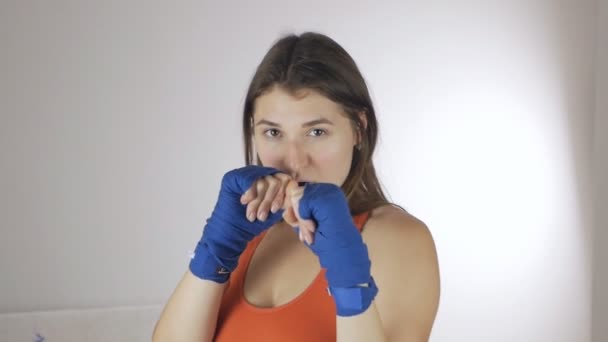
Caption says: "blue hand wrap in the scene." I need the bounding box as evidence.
[189,166,285,283]
[297,183,378,316]
[328,276,379,317]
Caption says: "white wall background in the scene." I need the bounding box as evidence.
[0,1,604,341]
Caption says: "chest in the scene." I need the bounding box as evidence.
[242,225,323,308]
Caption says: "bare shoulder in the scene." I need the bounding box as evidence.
[362,204,440,341]
[362,204,434,248]
[365,204,427,233]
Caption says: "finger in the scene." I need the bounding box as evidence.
[246,179,268,222]
[256,175,281,221]
[240,186,254,205]
[288,184,315,244]
[271,186,284,214]
[300,218,316,237]
[271,174,291,213]
[283,180,300,226]
[298,215,315,245]
[286,183,317,245]
[241,184,257,205]
[282,200,298,227]
[283,196,315,244]
[303,219,316,245]
[288,186,304,222]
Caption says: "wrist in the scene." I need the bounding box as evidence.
[189,240,235,283]
[328,276,379,317]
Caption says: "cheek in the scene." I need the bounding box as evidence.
[312,143,348,163]
[311,140,354,183]
[260,154,282,167]
[318,134,353,158]
[255,141,281,166]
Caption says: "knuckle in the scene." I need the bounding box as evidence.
[256,179,267,191]
[266,175,279,185]
[276,173,290,181]
[249,196,261,206]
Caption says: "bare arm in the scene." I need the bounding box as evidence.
[152,167,288,341]
[152,270,226,342]
[355,210,440,341]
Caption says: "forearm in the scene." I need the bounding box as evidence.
[337,302,387,342]
[152,270,226,342]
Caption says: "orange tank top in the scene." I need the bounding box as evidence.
[212,211,371,342]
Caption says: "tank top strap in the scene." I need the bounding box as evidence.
[353,210,372,233]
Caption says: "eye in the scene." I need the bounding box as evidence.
[262,128,327,138]
[263,129,281,138]
[309,129,327,137]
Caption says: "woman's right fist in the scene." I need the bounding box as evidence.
[239,173,317,245]
[239,173,292,222]
[189,165,286,282]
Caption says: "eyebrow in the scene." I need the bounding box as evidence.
[255,118,334,128]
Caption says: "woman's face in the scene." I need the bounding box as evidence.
[252,86,362,186]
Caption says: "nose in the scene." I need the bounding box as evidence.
[284,140,310,178]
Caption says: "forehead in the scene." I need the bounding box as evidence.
[253,87,347,122]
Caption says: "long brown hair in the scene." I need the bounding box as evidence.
[242,32,406,216]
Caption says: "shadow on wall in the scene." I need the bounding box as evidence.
[551,2,601,341]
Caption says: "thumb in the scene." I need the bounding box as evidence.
[287,180,305,222]
[282,180,299,227]
[286,181,317,242]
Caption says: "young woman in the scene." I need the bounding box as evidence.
[153,32,440,342]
